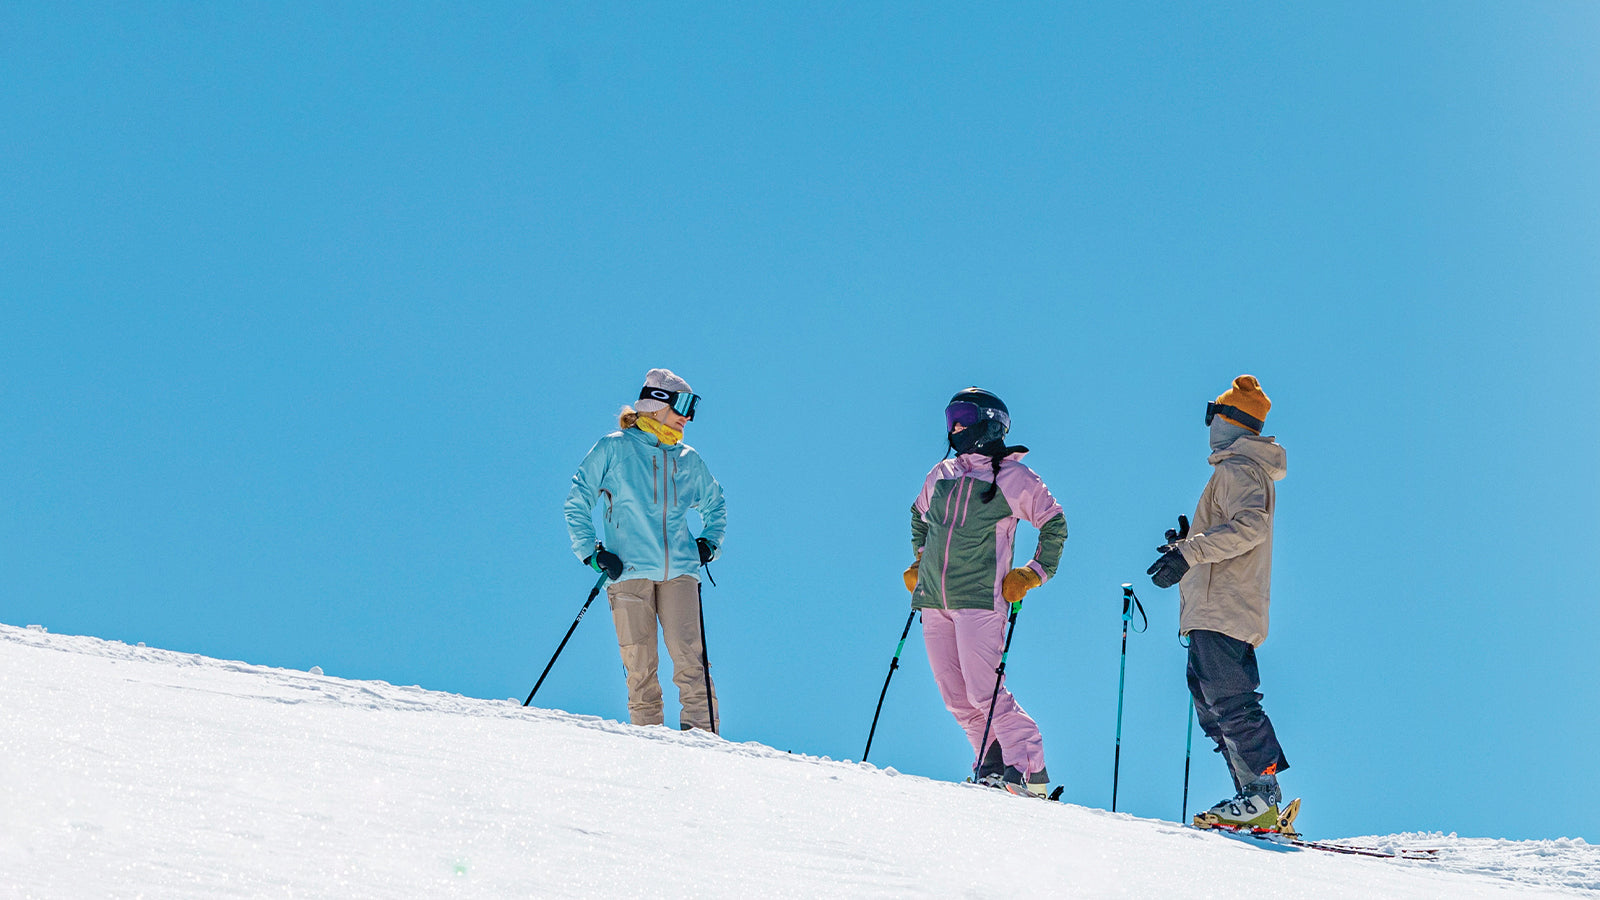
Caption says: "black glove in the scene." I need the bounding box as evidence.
[585,545,624,581]
[1147,547,1190,589]
[696,538,717,566]
[1163,514,1190,549]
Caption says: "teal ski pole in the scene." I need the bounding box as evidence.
[1112,584,1148,812]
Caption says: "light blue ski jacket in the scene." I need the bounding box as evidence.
[564,426,727,584]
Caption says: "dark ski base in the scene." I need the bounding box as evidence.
[976,780,1439,860]
[964,778,1063,801]
[1195,825,1441,861]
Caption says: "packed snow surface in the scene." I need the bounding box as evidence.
[3,623,1596,898]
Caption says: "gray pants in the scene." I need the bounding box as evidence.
[1186,629,1287,790]
[607,575,716,731]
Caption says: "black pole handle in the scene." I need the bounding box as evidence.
[1122,584,1148,633]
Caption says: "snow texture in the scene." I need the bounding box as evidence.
[3,623,1596,898]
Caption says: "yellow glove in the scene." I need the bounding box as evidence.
[903,560,920,593]
[1001,567,1042,603]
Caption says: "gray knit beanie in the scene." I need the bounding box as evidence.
[634,368,692,413]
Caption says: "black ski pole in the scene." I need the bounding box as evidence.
[523,572,609,707]
[973,600,1023,782]
[1112,583,1148,812]
[1182,701,1195,823]
[862,609,918,763]
[697,579,716,734]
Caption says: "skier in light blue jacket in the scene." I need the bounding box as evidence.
[564,368,727,731]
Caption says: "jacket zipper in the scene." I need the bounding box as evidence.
[661,448,671,581]
[937,477,958,609]
[939,476,973,610]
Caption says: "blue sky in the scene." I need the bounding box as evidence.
[4,3,1597,842]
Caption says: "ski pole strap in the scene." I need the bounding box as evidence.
[1126,595,1152,630]
[1122,591,1148,634]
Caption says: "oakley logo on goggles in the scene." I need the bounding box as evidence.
[639,386,700,420]
[945,401,1009,434]
[1205,401,1263,433]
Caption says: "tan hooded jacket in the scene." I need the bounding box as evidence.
[1176,435,1287,647]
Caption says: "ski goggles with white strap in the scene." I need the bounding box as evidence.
[639,386,700,420]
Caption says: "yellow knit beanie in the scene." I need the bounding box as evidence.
[1214,375,1271,433]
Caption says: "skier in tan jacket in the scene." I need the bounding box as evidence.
[1147,374,1292,833]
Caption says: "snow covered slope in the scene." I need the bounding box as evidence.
[3,623,1595,898]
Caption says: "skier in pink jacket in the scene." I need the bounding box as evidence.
[904,388,1068,797]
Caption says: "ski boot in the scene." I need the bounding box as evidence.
[966,759,1056,794]
[979,765,1050,799]
[1008,765,1052,799]
[1193,776,1299,836]
[973,741,1006,782]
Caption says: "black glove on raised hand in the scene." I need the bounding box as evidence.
[585,545,624,581]
[1163,514,1190,549]
[1147,547,1190,589]
[696,538,717,566]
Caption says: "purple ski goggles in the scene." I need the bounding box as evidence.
[945,401,1009,434]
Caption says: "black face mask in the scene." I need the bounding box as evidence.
[949,419,1004,455]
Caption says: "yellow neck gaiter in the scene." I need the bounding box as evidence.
[636,416,682,446]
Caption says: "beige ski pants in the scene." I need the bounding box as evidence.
[606,575,717,731]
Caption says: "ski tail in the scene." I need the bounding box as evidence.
[1276,797,1301,838]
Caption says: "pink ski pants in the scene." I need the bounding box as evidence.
[922,607,1046,777]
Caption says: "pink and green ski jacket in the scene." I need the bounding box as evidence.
[909,451,1068,611]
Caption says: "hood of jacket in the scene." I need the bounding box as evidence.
[1209,435,1286,481]
[952,448,1029,471]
